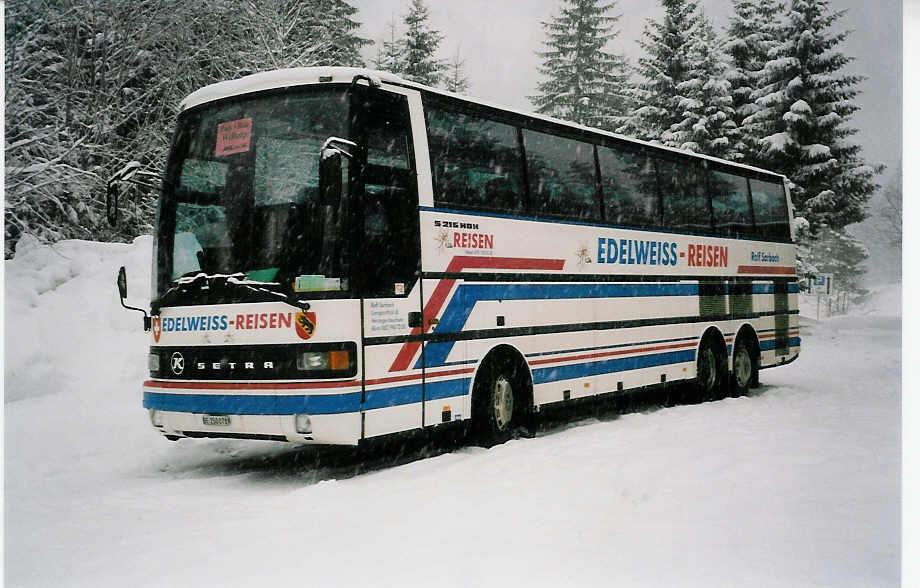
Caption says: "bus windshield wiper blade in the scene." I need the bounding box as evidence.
[151,272,311,314]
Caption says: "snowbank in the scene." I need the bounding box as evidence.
[5,234,152,402]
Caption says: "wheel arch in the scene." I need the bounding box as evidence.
[470,344,534,409]
[695,325,728,364]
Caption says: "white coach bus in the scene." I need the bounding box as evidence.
[113,67,800,446]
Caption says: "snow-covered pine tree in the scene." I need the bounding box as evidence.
[724,0,783,159]
[401,0,447,86]
[668,12,739,159]
[744,0,881,231]
[531,0,630,131]
[443,47,470,94]
[373,16,405,74]
[306,0,372,67]
[239,0,370,71]
[618,0,700,143]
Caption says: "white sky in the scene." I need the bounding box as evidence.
[352,0,902,175]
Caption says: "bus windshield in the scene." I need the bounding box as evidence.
[156,87,351,297]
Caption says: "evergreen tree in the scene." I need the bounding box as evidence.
[373,16,405,73]
[618,0,700,142]
[744,0,881,231]
[668,13,739,159]
[401,0,447,86]
[724,0,783,159]
[240,0,370,71]
[443,47,470,94]
[531,0,630,131]
[307,0,372,67]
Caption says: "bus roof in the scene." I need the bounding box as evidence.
[181,66,787,182]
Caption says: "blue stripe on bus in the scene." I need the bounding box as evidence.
[760,337,801,351]
[532,349,697,385]
[362,378,471,410]
[419,281,797,369]
[144,379,475,416]
[420,282,699,368]
[143,391,362,415]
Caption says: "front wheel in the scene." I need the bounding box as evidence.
[472,359,527,447]
[696,338,727,402]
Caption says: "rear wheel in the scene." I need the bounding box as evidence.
[731,338,758,396]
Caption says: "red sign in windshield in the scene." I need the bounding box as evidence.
[215,118,252,156]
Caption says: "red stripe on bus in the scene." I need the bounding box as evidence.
[142,367,477,393]
[737,265,797,275]
[527,341,697,367]
[388,256,566,372]
[144,379,360,390]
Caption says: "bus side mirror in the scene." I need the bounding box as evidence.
[319,150,343,207]
[117,265,128,299]
[117,265,151,331]
[319,137,356,206]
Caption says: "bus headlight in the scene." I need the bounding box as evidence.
[294,414,312,434]
[296,349,352,373]
[148,352,160,374]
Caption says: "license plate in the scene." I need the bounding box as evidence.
[202,415,231,426]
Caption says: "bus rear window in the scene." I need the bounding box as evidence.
[749,178,790,241]
[711,171,755,239]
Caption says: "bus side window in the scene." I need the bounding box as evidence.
[660,158,711,233]
[522,130,599,222]
[426,105,525,214]
[749,178,791,241]
[711,170,755,239]
[597,145,659,229]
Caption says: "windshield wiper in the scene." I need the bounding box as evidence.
[151,272,311,315]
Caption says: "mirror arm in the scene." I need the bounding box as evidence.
[119,297,152,331]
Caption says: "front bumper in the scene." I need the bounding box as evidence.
[143,380,363,445]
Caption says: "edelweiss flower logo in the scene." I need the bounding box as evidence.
[575,243,592,267]
[435,231,452,253]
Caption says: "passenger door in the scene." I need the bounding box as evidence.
[351,88,424,438]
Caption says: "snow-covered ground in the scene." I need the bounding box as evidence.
[4,237,901,587]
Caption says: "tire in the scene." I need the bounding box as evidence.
[730,338,758,396]
[472,358,525,447]
[696,336,727,402]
